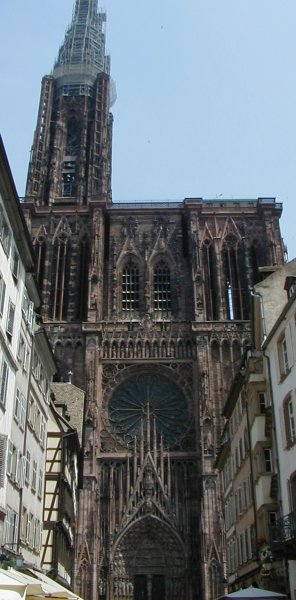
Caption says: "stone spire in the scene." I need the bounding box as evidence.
[52,0,110,88]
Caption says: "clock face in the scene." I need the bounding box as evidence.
[109,372,189,447]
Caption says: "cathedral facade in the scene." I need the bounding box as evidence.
[23,1,285,599]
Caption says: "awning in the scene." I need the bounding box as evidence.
[0,567,82,599]
[28,569,79,599]
[0,592,26,600]
[0,569,27,598]
[221,586,287,600]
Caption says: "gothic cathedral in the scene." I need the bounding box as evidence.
[22,1,284,599]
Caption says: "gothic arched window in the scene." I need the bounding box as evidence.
[153,260,171,313]
[122,260,139,313]
[202,239,218,320]
[50,234,71,321]
[222,235,248,320]
[34,237,46,293]
[77,237,89,320]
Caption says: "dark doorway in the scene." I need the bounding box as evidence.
[134,575,165,600]
[134,575,147,600]
[152,575,165,600]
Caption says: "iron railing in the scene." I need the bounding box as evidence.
[270,509,296,544]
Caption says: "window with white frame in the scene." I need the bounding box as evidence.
[0,434,7,487]
[14,389,27,430]
[5,508,18,546]
[0,206,12,256]
[14,388,21,421]
[27,512,33,546]
[0,273,6,317]
[6,299,15,339]
[17,334,25,363]
[11,246,19,281]
[23,344,30,372]
[263,448,272,472]
[28,394,36,430]
[39,415,46,446]
[24,450,31,485]
[283,393,296,446]
[20,506,28,543]
[278,333,289,379]
[258,392,267,414]
[32,460,37,491]
[0,356,9,407]
[38,468,43,498]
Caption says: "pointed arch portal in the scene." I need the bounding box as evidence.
[111,515,187,600]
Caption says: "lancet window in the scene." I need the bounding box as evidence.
[34,237,46,293]
[77,237,89,320]
[222,235,249,320]
[122,260,139,313]
[202,239,218,320]
[153,260,171,313]
[49,234,71,321]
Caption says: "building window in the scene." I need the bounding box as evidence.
[222,235,249,320]
[259,392,267,414]
[14,388,27,430]
[0,357,9,407]
[11,246,19,281]
[202,239,218,320]
[122,260,139,312]
[0,434,7,487]
[32,460,37,491]
[39,415,46,447]
[50,235,71,320]
[0,206,12,256]
[153,260,171,312]
[289,472,296,512]
[38,469,43,498]
[0,274,6,317]
[25,450,31,485]
[6,299,15,339]
[283,393,296,446]
[5,508,18,546]
[20,506,28,543]
[263,448,272,472]
[278,334,289,379]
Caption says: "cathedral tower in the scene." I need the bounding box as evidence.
[23,2,285,599]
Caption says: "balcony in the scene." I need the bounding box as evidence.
[269,509,296,559]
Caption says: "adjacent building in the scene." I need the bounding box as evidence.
[0,136,56,567]
[217,261,296,598]
[259,262,296,598]
[42,382,84,589]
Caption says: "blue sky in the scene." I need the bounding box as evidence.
[1,0,296,258]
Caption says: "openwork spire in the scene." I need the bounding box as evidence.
[53,0,110,87]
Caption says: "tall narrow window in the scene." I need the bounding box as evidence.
[263,448,272,472]
[202,239,218,320]
[77,237,89,320]
[50,234,71,320]
[0,274,6,317]
[283,393,296,446]
[35,238,46,293]
[6,300,15,339]
[0,358,9,407]
[278,333,289,379]
[153,261,171,313]
[122,261,139,312]
[223,236,248,320]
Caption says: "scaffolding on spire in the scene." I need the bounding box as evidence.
[52,0,112,92]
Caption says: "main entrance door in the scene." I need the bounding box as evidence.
[134,575,165,600]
